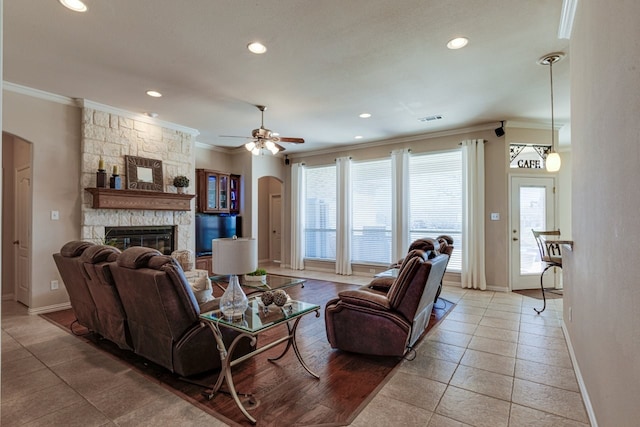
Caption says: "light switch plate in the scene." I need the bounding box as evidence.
[490,212,500,221]
[51,210,60,220]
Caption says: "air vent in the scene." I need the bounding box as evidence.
[418,114,444,122]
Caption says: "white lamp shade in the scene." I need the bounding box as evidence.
[212,237,257,275]
[546,152,562,172]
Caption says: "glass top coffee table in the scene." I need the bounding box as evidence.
[210,274,306,296]
[200,297,320,424]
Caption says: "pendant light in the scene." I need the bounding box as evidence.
[538,52,565,172]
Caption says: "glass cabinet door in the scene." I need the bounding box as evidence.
[230,175,240,213]
[219,175,229,210]
[206,174,218,210]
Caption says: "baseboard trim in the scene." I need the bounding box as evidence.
[562,321,598,427]
[28,302,72,316]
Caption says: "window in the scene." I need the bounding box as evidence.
[304,165,336,260]
[351,159,392,264]
[408,150,463,271]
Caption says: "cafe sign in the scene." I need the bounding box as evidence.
[510,144,552,169]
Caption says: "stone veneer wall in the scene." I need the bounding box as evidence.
[80,106,197,251]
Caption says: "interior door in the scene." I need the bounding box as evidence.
[270,194,282,263]
[16,166,32,306]
[510,176,555,290]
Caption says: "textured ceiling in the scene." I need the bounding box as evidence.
[3,0,571,154]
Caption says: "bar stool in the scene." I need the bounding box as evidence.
[531,229,563,314]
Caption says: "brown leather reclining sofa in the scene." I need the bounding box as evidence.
[53,241,250,377]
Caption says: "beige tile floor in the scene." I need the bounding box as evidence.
[1,267,590,426]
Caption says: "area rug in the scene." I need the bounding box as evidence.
[41,278,454,426]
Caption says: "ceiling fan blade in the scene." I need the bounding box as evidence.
[219,135,251,139]
[278,137,305,144]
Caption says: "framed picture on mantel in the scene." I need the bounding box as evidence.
[125,155,163,191]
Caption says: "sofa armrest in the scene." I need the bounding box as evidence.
[336,289,391,311]
[365,277,394,293]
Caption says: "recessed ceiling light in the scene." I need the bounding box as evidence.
[359,113,372,118]
[59,0,88,12]
[354,135,364,139]
[446,37,468,50]
[146,90,162,98]
[247,42,267,54]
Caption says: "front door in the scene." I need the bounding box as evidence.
[16,165,32,306]
[510,176,555,290]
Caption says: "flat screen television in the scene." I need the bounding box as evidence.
[195,214,241,256]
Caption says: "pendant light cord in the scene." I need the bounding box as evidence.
[549,58,555,152]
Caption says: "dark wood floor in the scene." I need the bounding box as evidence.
[42,278,453,426]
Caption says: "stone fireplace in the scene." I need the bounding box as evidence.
[80,102,198,251]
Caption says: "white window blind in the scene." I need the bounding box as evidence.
[304,165,337,260]
[351,158,392,264]
[408,150,463,271]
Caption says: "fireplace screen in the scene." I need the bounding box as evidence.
[105,226,175,255]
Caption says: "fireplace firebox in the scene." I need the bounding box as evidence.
[105,226,175,255]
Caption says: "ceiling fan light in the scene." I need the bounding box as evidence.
[265,140,275,150]
[245,142,256,151]
[546,152,562,172]
[252,147,261,156]
[269,146,280,155]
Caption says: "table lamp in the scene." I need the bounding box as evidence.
[212,236,257,321]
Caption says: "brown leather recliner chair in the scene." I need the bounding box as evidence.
[53,241,101,333]
[80,245,133,350]
[108,246,250,377]
[325,249,449,356]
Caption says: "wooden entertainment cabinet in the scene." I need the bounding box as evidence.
[196,169,240,214]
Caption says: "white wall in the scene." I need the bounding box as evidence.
[565,1,640,425]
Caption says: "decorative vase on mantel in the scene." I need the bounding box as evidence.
[173,175,189,194]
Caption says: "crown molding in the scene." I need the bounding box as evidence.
[3,82,200,136]
[506,120,565,131]
[558,0,578,40]
[288,122,497,159]
[3,81,76,106]
[195,141,230,152]
[78,99,200,136]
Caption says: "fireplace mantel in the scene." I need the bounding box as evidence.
[85,188,195,211]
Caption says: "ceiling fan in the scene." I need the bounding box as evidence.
[220,105,304,155]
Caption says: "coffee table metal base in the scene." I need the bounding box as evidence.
[202,310,320,424]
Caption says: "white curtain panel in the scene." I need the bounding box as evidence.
[391,148,410,261]
[290,162,305,270]
[462,139,487,290]
[336,157,352,275]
